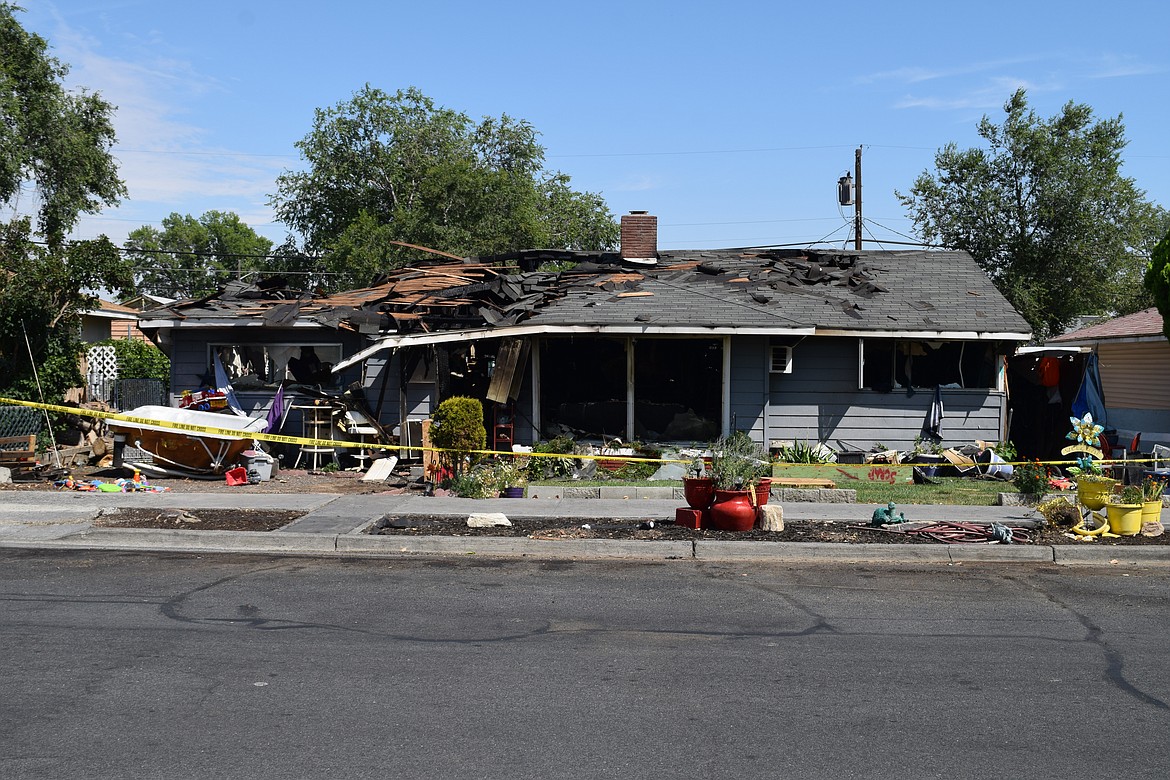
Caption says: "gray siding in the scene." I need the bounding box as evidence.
[729,336,766,443]
[767,337,1006,451]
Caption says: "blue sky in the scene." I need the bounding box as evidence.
[14,1,1170,252]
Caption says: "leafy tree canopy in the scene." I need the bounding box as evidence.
[125,210,274,299]
[269,86,619,291]
[1,5,131,402]
[1,219,132,401]
[1146,229,1170,342]
[897,89,1168,340]
[1,3,125,246]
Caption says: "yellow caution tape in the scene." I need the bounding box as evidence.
[3,396,1163,468]
[0,396,687,462]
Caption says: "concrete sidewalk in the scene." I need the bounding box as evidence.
[1,491,1167,566]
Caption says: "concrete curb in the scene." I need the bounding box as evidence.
[13,527,338,556]
[694,540,952,563]
[1053,545,1170,566]
[2,525,1167,567]
[337,535,694,560]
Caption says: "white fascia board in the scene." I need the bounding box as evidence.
[85,310,139,321]
[815,328,1032,341]
[333,323,817,372]
[1016,345,1090,355]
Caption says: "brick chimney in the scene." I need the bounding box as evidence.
[620,210,657,264]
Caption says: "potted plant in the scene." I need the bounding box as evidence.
[907,435,946,476]
[1106,484,1144,536]
[709,433,769,531]
[491,459,528,498]
[682,457,715,510]
[1068,456,1116,511]
[1141,476,1164,526]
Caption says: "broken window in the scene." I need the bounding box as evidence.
[860,339,998,391]
[539,337,627,440]
[634,338,722,442]
[212,343,343,389]
[539,336,724,443]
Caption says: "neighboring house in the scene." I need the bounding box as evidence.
[137,212,1032,455]
[1048,307,1170,449]
[81,300,147,342]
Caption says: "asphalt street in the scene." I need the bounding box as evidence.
[2,550,1168,779]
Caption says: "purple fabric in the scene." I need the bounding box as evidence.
[265,384,286,432]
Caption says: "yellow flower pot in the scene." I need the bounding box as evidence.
[1076,479,1116,511]
[1106,503,1144,536]
[1142,500,1163,526]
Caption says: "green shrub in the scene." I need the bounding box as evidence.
[775,439,833,463]
[450,458,526,498]
[1012,459,1049,496]
[526,435,581,480]
[430,396,486,477]
[95,338,170,386]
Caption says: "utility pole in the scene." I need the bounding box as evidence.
[854,146,863,250]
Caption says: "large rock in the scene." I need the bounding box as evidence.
[467,513,511,528]
[0,466,11,484]
[757,504,784,532]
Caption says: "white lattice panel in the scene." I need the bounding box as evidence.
[86,345,119,403]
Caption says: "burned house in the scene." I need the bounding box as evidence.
[137,212,1031,457]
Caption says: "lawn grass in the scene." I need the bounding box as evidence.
[849,476,1016,506]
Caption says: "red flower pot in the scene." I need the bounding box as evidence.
[710,489,757,532]
[682,477,716,510]
[754,477,772,507]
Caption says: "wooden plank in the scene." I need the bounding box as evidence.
[0,435,36,466]
[770,477,835,488]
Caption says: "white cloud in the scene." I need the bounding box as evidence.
[37,10,290,242]
[606,174,661,192]
[1085,54,1165,79]
[859,57,1043,86]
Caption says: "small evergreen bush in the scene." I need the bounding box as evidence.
[430,396,486,477]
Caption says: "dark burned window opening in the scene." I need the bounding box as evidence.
[540,337,627,440]
[634,339,722,442]
[212,343,343,389]
[539,336,723,443]
[860,338,997,391]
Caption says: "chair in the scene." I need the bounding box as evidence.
[292,403,339,470]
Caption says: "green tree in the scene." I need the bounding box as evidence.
[125,210,275,299]
[1,3,125,247]
[1,5,131,402]
[1,220,132,401]
[270,86,618,290]
[897,89,1167,340]
[1146,229,1170,342]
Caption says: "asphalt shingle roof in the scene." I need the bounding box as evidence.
[1049,307,1164,342]
[140,248,1031,339]
[526,249,1029,335]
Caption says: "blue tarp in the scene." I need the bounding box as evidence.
[1071,353,1107,427]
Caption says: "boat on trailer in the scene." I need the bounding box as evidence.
[110,405,268,476]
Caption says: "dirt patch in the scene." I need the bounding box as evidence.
[85,506,1170,546]
[95,508,305,531]
[370,516,1169,546]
